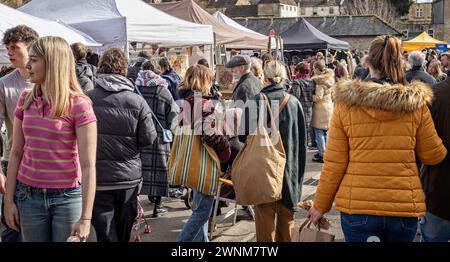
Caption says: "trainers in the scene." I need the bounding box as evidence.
[152,205,168,217]
[314,153,320,159]
[312,156,324,163]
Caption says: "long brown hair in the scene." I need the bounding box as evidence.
[368,35,405,84]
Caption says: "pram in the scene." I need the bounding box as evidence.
[132,198,152,242]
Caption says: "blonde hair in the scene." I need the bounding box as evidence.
[313,60,326,73]
[250,57,264,83]
[184,65,212,95]
[23,36,86,117]
[368,35,405,84]
[264,60,287,85]
[428,60,446,79]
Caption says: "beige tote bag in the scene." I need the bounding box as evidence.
[231,93,286,205]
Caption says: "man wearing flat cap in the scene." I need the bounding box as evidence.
[226,55,262,103]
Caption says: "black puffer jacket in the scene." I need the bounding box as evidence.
[87,74,157,190]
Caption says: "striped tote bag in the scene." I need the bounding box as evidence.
[168,125,221,196]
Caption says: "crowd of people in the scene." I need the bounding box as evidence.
[0,24,449,243]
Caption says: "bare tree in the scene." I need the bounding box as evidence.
[343,0,408,28]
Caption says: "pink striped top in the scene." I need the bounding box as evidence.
[14,91,96,189]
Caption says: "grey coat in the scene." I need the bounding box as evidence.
[137,81,180,197]
[231,73,262,103]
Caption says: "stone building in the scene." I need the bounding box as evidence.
[234,15,401,51]
[400,0,434,39]
[432,0,450,43]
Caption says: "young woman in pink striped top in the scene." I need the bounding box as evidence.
[4,36,97,242]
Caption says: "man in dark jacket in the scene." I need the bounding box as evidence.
[159,57,181,101]
[420,77,450,242]
[406,51,437,85]
[289,78,315,147]
[71,43,95,92]
[226,55,262,103]
[87,48,157,242]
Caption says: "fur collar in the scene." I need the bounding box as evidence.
[334,80,433,113]
[312,69,335,89]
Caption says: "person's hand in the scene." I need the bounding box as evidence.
[307,206,324,225]
[70,219,91,242]
[4,201,20,232]
[0,173,6,194]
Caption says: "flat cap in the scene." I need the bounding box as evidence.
[225,55,251,68]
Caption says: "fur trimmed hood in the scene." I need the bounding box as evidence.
[334,80,433,114]
[312,68,335,89]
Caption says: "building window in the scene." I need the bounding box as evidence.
[313,7,318,16]
[301,8,305,15]
[402,30,409,39]
[329,7,334,15]
[416,8,423,18]
[428,29,435,37]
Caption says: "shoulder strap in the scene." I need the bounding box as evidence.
[135,86,165,131]
[275,94,290,120]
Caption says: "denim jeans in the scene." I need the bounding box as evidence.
[313,128,328,157]
[177,189,214,242]
[341,212,418,242]
[15,182,82,242]
[420,211,450,242]
[1,160,22,242]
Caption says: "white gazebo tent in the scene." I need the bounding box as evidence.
[212,11,266,37]
[19,0,214,53]
[0,3,100,64]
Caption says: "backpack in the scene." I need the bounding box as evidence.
[162,73,181,101]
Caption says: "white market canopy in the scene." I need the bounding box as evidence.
[20,0,214,52]
[212,11,266,37]
[0,3,100,64]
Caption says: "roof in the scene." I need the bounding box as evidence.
[298,0,342,7]
[206,0,237,8]
[258,0,297,5]
[234,15,402,37]
[225,5,258,17]
[152,0,268,50]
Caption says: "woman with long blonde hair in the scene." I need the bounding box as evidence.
[428,60,447,82]
[4,36,97,242]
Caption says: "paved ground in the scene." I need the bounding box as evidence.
[131,149,345,242]
[0,149,344,242]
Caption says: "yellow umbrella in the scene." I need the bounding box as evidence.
[403,32,448,52]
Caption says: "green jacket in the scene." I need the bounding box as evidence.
[240,84,307,211]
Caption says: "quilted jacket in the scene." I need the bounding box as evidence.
[314,79,447,218]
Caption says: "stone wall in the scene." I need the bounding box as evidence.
[337,36,376,52]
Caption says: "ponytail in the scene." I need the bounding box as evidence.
[368,35,405,84]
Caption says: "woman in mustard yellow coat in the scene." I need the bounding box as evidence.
[308,36,447,242]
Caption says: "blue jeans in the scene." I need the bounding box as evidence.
[341,213,418,242]
[15,182,82,242]
[313,128,328,157]
[177,189,214,242]
[420,211,450,242]
[1,160,22,242]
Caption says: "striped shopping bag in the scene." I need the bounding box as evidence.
[168,126,221,196]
